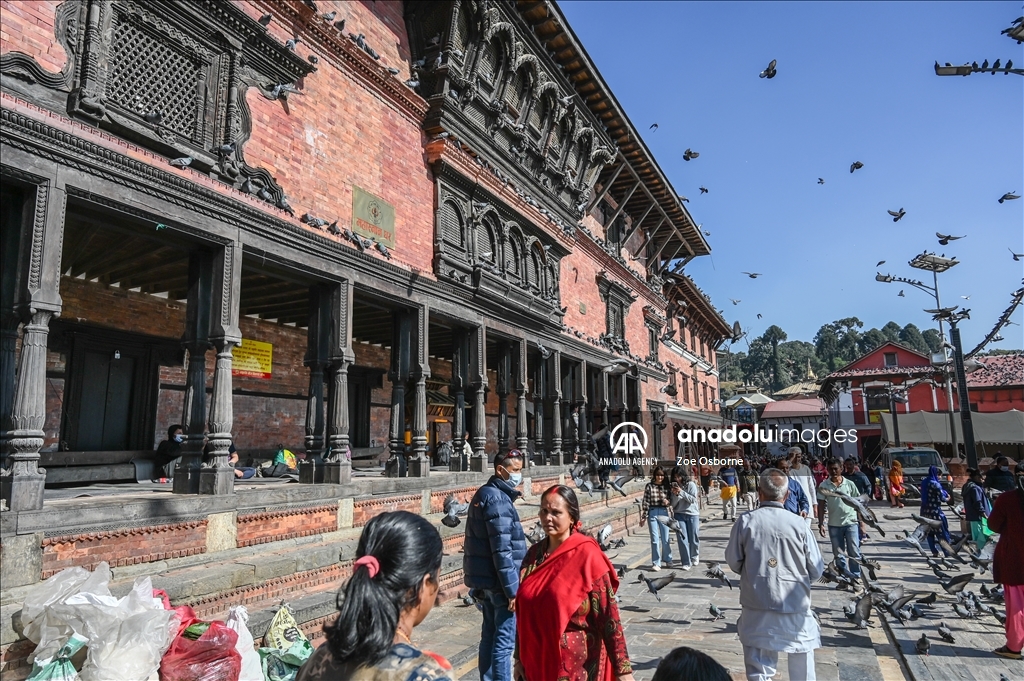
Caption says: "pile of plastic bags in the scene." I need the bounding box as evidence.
[20,564,313,681]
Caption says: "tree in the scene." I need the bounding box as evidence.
[881,322,902,343]
[717,349,746,383]
[778,340,826,380]
[741,337,772,388]
[859,328,888,354]
[922,328,943,354]
[899,323,930,355]
[815,317,864,371]
[761,325,789,392]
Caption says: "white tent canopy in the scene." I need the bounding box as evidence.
[879,410,1024,446]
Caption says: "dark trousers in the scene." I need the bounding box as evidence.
[478,590,516,681]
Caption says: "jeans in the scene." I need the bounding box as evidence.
[673,512,700,565]
[743,646,815,681]
[478,590,516,681]
[925,513,951,556]
[827,524,861,579]
[647,507,673,567]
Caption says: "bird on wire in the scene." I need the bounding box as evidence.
[704,562,733,589]
[742,272,762,279]
[759,59,778,79]
[683,148,699,161]
[998,191,1019,203]
[637,572,676,602]
[887,208,906,222]
[850,161,864,173]
[818,177,825,184]
[441,494,469,528]
[699,186,708,194]
[936,232,965,246]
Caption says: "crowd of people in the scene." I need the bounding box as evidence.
[286,443,1022,680]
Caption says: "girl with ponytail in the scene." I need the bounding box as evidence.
[297,510,452,680]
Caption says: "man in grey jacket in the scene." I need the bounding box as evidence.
[726,468,824,681]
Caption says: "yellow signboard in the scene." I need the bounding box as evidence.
[868,409,888,424]
[233,338,273,379]
[352,185,395,248]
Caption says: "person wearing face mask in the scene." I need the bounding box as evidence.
[985,455,1016,493]
[154,424,184,480]
[987,462,1024,660]
[464,449,527,681]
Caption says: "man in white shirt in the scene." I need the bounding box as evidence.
[726,468,824,681]
[788,447,817,526]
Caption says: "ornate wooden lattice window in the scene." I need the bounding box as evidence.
[452,3,471,53]
[505,234,522,282]
[440,200,465,248]
[478,39,500,84]
[597,271,636,349]
[527,248,541,290]
[477,216,497,263]
[648,324,659,362]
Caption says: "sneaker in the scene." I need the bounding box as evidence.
[681,565,692,571]
[993,646,1022,660]
[651,564,662,572]
[691,556,700,566]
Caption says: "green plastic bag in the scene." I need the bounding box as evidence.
[27,634,87,681]
[258,607,313,681]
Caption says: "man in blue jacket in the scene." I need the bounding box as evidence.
[464,449,526,681]
[775,458,810,518]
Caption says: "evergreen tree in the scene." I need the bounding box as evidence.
[922,328,943,354]
[899,323,930,354]
[859,328,888,354]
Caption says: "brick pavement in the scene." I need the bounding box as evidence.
[413,495,933,681]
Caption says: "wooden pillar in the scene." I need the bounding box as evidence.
[496,341,511,455]
[386,310,412,477]
[599,368,610,428]
[515,338,529,459]
[469,324,487,472]
[199,242,241,496]
[533,350,546,466]
[324,281,354,484]
[174,251,213,494]
[577,360,589,457]
[299,285,329,484]
[549,349,562,466]
[1,176,65,510]
[450,328,468,471]
[409,305,430,477]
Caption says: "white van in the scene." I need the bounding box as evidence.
[881,446,954,497]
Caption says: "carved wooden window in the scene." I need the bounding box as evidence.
[681,375,690,403]
[549,117,569,161]
[477,217,497,263]
[453,3,470,53]
[503,68,526,114]
[527,248,540,289]
[529,92,551,142]
[608,302,625,338]
[648,324,659,362]
[441,201,465,248]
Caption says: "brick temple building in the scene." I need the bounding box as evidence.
[1,0,731,509]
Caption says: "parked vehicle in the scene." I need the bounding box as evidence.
[881,446,954,497]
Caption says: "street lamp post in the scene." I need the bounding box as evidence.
[944,313,979,469]
[876,252,960,455]
[934,61,1023,77]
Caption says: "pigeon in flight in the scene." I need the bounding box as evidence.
[759,59,778,79]
[742,272,762,279]
[704,562,733,589]
[526,522,544,545]
[1009,248,1023,261]
[271,83,299,100]
[684,148,700,161]
[678,195,690,203]
[537,343,552,360]
[818,178,825,185]
[756,313,762,319]
[258,13,272,27]
[936,232,965,246]
[650,123,659,131]
[940,573,973,595]
[876,260,886,267]
[608,474,634,497]
[638,572,676,601]
[699,186,709,194]
[998,191,1019,203]
[887,208,906,222]
[730,299,741,305]
[850,161,864,173]
[441,494,469,528]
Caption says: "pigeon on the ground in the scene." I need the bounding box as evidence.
[850,161,864,173]
[936,232,965,246]
[916,592,938,605]
[709,603,725,621]
[851,593,874,629]
[759,59,778,79]
[952,603,976,619]
[638,572,676,602]
[887,208,906,222]
[915,633,930,655]
[704,562,733,589]
[683,148,699,161]
[937,622,955,644]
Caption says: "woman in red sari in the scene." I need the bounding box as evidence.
[514,485,635,681]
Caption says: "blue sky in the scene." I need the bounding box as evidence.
[560,1,1024,350]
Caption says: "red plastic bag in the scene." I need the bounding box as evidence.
[159,620,241,681]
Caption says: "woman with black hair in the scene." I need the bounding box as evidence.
[641,466,674,570]
[651,646,731,681]
[514,485,634,681]
[297,510,453,680]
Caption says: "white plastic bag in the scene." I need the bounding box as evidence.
[22,564,112,662]
[226,606,263,681]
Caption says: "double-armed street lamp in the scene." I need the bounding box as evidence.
[934,60,1023,77]
[928,307,979,469]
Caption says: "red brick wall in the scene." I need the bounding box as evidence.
[236,503,339,547]
[0,0,67,73]
[40,520,208,578]
[352,493,422,526]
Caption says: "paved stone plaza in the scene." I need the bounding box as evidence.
[413,498,1019,681]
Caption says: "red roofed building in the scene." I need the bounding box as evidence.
[957,354,1024,412]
